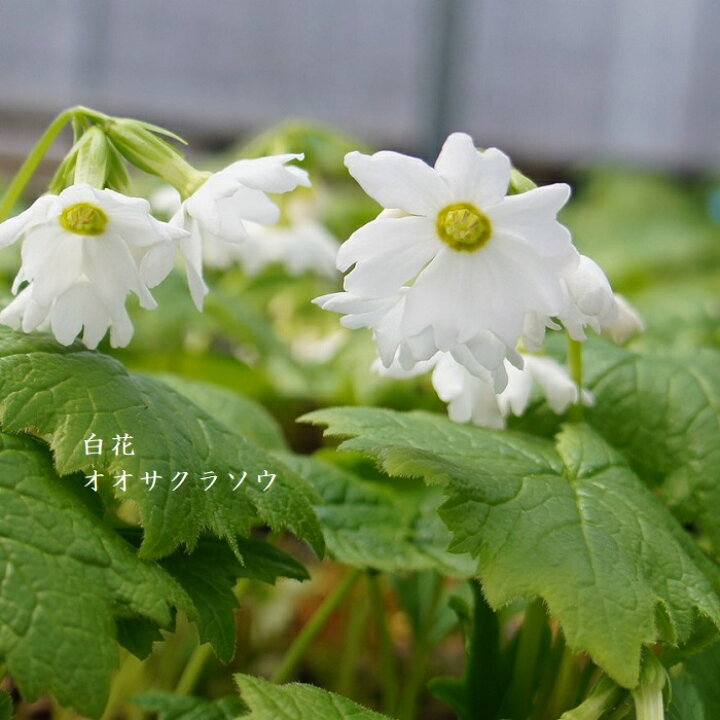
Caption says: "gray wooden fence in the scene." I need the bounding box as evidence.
[1,0,719,168]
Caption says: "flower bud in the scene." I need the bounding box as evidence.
[105,118,205,197]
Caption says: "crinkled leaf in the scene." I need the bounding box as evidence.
[279,453,475,576]
[157,375,287,451]
[0,432,187,717]
[235,674,392,719]
[585,342,720,555]
[134,692,245,720]
[0,328,322,558]
[304,407,720,687]
[160,537,308,663]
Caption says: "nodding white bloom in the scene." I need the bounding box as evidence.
[523,255,619,350]
[170,154,311,309]
[524,256,643,349]
[230,220,339,278]
[378,352,592,429]
[315,132,579,391]
[0,184,183,348]
[604,294,644,343]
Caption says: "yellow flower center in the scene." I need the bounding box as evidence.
[436,203,492,251]
[59,203,109,236]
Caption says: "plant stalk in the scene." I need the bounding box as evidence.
[0,108,77,222]
[368,572,399,715]
[271,567,363,684]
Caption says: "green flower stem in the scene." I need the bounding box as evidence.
[271,567,363,685]
[397,578,443,720]
[175,579,251,696]
[0,107,79,222]
[100,651,147,720]
[466,579,502,717]
[337,574,370,697]
[368,572,399,716]
[568,336,585,421]
[544,643,581,719]
[174,643,214,697]
[508,599,547,718]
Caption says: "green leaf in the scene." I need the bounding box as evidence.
[585,342,720,555]
[0,432,186,717]
[157,375,287,450]
[669,641,720,720]
[0,691,11,720]
[279,453,475,576]
[235,674,392,719]
[134,692,245,720]
[0,328,323,558]
[304,407,720,688]
[160,538,308,663]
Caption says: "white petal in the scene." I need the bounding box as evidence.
[219,155,310,193]
[434,135,511,206]
[345,150,452,216]
[343,217,438,296]
[603,294,644,343]
[179,228,209,310]
[50,284,91,346]
[24,231,84,305]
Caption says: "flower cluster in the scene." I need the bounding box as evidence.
[0,185,182,348]
[318,132,643,427]
[0,124,311,347]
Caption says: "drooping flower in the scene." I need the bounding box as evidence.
[170,154,311,308]
[377,351,591,429]
[522,255,644,349]
[229,220,339,278]
[315,132,579,390]
[0,184,184,348]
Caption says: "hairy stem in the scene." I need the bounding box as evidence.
[0,107,78,222]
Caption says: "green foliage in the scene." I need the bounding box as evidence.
[668,642,720,720]
[280,452,475,576]
[584,341,720,556]
[305,407,720,688]
[0,327,323,558]
[0,432,188,717]
[235,674,393,719]
[0,691,11,720]
[160,538,308,663]
[134,691,246,719]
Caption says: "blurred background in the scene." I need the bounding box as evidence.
[1,0,719,169]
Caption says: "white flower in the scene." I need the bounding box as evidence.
[315,132,579,390]
[431,353,593,429]
[523,254,619,349]
[170,154,311,309]
[0,184,184,348]
[204,219,339,279]
[604,294,644,343]
[375,350,591,429]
